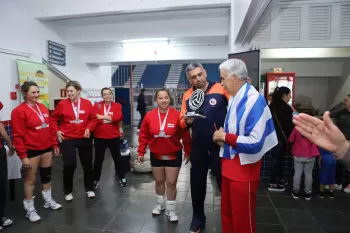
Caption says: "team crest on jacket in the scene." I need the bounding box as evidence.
[209,98,217,106]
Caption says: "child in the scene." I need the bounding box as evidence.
[318,148,336,199]
[289,127,320,200]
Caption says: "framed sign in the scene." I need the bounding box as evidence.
[48,40,66,66]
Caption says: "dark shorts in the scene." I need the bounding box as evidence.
[150,151,182,167]
[27,147,52,159]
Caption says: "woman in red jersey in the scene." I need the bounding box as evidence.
[51,81,97,201]
[11,81,62,223]
[138,88,191,222]
[92,87,127,189]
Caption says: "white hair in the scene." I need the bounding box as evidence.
[219,59,248,81]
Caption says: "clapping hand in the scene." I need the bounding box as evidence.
[293,111,350,159]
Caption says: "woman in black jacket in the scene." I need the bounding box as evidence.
[268,86,293,192]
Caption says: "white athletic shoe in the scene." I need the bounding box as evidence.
[65,193,74,202]
[166,200,178,222]
[23,199,41,223]
[86,191,96,198]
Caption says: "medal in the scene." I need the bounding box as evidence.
[159,130,165,137]
[71,99,81,124]
[27,103,47,129]
[158,108,169,137]
[104,103,111,116]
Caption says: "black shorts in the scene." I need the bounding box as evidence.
[150,150,182,167]
[27,147,52,159]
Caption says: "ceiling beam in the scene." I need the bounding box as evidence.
[34,0,230,20]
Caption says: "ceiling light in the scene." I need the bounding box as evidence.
[121,38,169,44]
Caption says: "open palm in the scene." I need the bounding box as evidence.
[293,112,347,155]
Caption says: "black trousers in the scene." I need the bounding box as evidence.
[190,147,221,223]
[93,137,125,181]
[60,138,94,194]
[269,141,285,183]
[0,147,7,219]
[137,110,146,129]
[335,161,349,186]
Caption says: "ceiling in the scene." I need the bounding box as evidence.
[46,8,230,51]
[51,7,230,27]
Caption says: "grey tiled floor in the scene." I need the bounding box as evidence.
[3,130,350,233]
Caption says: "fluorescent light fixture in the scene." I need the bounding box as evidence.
[122,41,169,48]
[121,38,169,43]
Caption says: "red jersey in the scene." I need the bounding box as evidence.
[222,133,261,181]
[138,107,192,160]
[51,98,98,140]
[93,101,123,139]
[11,102,58,159]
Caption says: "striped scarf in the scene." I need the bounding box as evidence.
[220,83,278,165]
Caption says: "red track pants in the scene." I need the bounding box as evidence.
[221,176,259,233]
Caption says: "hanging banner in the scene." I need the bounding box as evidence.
[16,60,50,108]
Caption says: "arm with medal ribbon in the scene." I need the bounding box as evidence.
[97,103,123,124]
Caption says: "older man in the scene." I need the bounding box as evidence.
[179,62,229,233]
[213,59,278,233]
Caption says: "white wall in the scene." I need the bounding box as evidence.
[295,77,330,113]
[261,60,343,77]
[329,60,350,107]
[0,54,25,120]
[0,0,106,119]
[88,65,112,87]
[83,45,228,64]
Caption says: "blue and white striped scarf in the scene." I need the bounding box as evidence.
[219,83,278,165]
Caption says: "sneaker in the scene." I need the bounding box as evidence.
[189,225,201,233]
[334,184,343,191]
[305,193,312,201]
[23,199,41,223]
[43,199,62,210]
[166,210,178,223]
[279,179,288,187]
[25,210,41,222]
[189,218,205,233]
[268,183,286,192]
[328,191,335,199]
[119,178,127,187]
[317,191,325,199]
[93,181,99,190]
[86,191,96,198]
[1,217,13,227]
[65,193,74,202]
[152,203,165,216]
[343,184,350,193]
[292,191,299,199]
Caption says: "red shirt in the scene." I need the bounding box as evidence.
[222,133,261,181]
[11,102,58,159]
[138,107,192,160]
[51,98,98,140]
[93,101,123,139]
